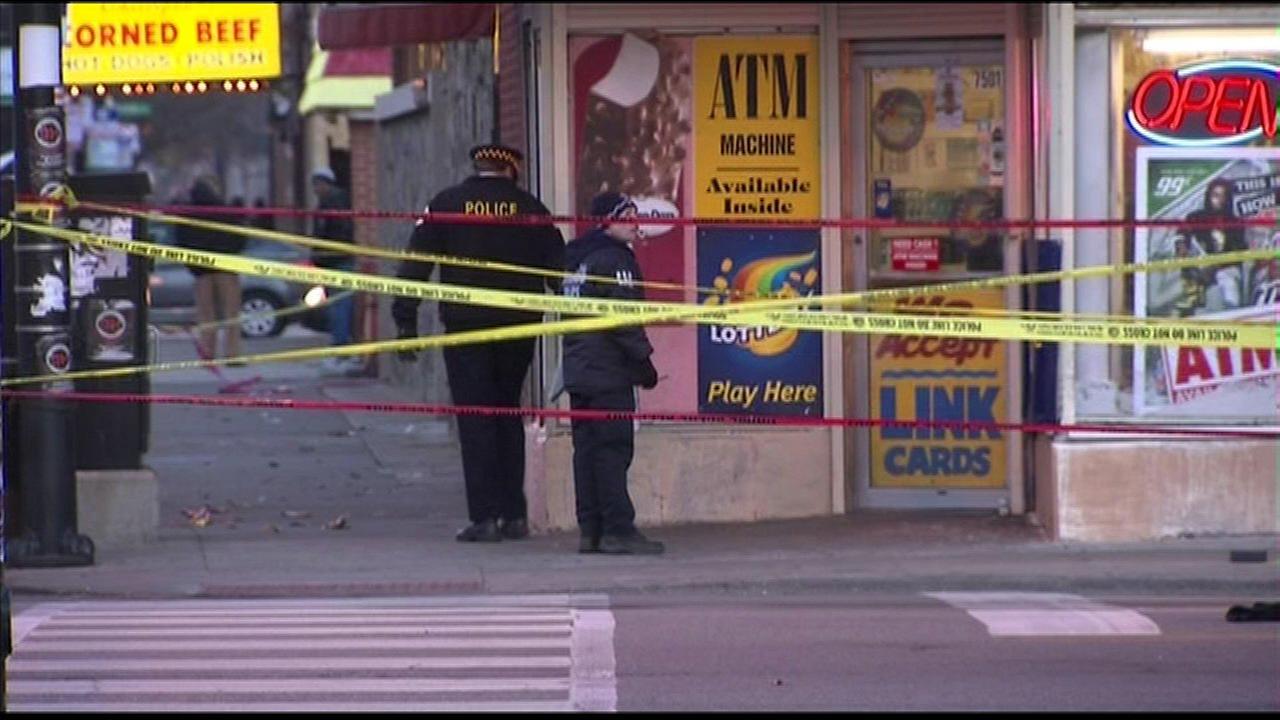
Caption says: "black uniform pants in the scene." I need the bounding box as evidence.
[442,338,535,524]
[569,388,637,539]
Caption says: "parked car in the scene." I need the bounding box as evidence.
[147,222,330,338]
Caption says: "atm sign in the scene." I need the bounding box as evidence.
[1126,60,1280,147]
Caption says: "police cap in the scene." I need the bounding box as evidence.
[470,143,523,169]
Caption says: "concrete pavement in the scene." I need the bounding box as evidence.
[6,331,1278,599]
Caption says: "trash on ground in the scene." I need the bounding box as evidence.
[181,505,219,527]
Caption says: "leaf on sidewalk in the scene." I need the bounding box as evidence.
[326,514,350,530]
[181,506,216,528]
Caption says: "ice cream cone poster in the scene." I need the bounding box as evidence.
[694,36,821,220]
[571,33,696,411]
[571,33,691,303]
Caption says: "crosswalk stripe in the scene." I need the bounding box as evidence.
[10,678,573,694]
[29,623,573,637]
[10,696,576,707]
[9,594,614,713]
[52,606,576,616]
[571,609,617,712]
[25,595,578,611]
[39,613,572,626]
[16,637,571,651]
[925,591,1162,636]
[7,656,572,672]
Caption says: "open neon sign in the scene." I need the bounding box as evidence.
[1126,60,1280,147]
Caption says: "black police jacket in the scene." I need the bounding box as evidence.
[391,175,565,331]
[561,227,654,395]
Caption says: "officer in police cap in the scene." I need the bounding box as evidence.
[392,143,565,543]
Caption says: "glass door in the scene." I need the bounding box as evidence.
[852,46,1012,509]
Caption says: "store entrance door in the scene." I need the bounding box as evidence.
[850,43,1012,509]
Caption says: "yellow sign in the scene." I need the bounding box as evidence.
[694,36,821,219]
[870,289,1008,489]
[63,3,281,84]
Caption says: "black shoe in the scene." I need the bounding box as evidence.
[456,520,501,543]
[578,535,601,554]
[499,518,529,540]
[599,532,664,555]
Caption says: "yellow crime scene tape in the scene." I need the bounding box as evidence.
[18,197,1274,325]
[0,216,1275,387]
[20,196,750,300]
[7,215,1279,338]
[5,215,1278,350]
[13,197,1280,322]
[10,215,1277,334]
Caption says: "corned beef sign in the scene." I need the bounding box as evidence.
[1126,60,1280,147]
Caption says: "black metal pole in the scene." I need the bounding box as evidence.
[0,153,12,720]
[7,2,93,569]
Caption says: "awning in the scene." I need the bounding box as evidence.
[317,3,495,51]
[298,48,393,115]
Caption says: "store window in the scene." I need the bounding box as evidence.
[867,62,1007,281]
[1082,27,1279,423]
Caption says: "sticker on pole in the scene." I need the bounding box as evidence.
[44,342,72,374]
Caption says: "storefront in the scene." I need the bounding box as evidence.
[1041,4,1279,541]
[307,2,1276,539]
[521,4,1038,532]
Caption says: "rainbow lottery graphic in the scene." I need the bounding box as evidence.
[703,250,820,357]
[697,228,824,416]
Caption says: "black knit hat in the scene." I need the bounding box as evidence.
[590,191,636,221]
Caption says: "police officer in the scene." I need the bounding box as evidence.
[392,144,565,543]
[562,191,664,555]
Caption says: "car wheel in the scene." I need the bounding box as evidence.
[240,291,286,338]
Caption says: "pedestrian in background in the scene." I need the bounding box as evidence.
[392,143,565,543]
[561,191,663,555]
[310,167,361,375]
[250,198,275,233]
[176,175,247,364]
[230,196,246,225]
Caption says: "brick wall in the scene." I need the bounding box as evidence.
[348,119,378,248]
[497,3,526,175]
[349,119,378,354]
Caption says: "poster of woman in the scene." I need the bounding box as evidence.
[1134,147,1280,418]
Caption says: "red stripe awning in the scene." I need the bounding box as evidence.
[324,49,393,77]
[317,3,496,50]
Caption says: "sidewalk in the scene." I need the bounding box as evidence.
[6,355,1278,600]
